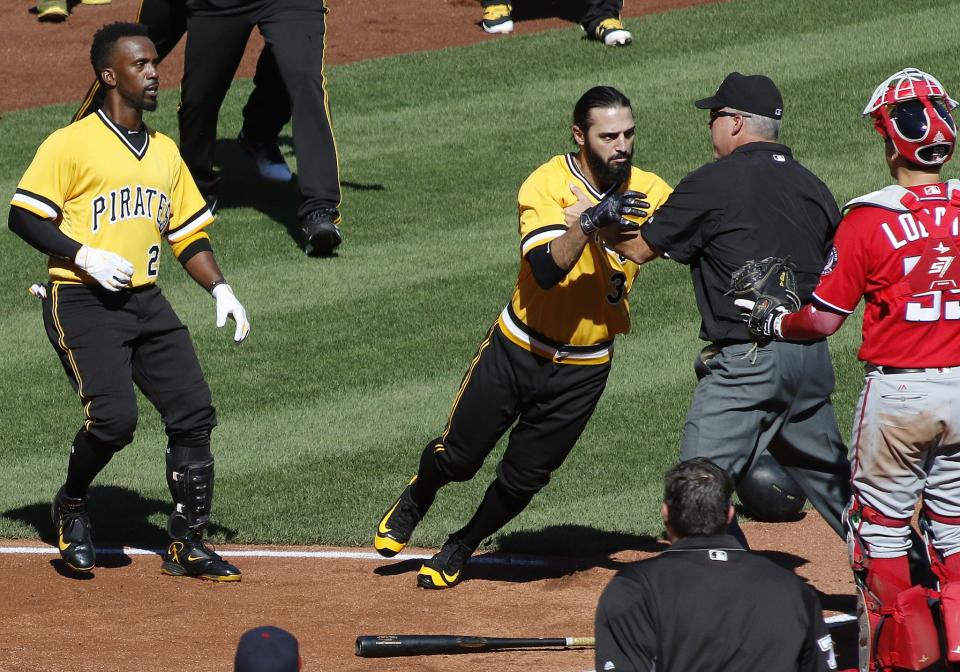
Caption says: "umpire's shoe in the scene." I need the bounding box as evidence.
[301,208,343,257]
[51,488,96,572]
[417,536,473,589]
[375,479,423,558]
[161,534,241,582]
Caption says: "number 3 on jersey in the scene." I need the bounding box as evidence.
[147,244,160,278]
[607,272,627,304]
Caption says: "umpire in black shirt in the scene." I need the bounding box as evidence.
[587,72,851,538]
[595,458,837,672]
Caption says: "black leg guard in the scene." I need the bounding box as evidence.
[165,442,214,540]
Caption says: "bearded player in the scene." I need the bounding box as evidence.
[8,22,249,580]
[373,86,672,589]
[737,68,960,671]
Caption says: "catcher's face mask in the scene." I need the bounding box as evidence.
[864,68,958,166]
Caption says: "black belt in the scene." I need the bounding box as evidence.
[867,364,936,374]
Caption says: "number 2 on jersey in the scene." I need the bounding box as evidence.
[147,244,160,278]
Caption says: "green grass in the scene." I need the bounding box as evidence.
[1,0,958,554]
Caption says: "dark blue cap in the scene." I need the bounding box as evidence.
[234,626,301,672]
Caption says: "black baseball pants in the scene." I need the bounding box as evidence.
[42,284,216,451]
[178,0,341,217]
[416,325,610,548]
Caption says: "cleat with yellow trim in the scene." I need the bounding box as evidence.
[417,536,473,590]
[51,488,95,572]
[595,18,632,46]
[374,478,423,558]
[161,534,241,582]
[481,3,513,34]
[37,0,68,22]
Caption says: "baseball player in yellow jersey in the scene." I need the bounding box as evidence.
[374,86,672,589]
[8,22,249,581]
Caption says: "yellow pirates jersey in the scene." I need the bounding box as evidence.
[11,111,213,287]
[498,153,673,365]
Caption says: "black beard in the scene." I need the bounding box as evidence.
[585,144,632,190]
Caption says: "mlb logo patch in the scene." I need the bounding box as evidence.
[773,154,786,163]
[708,550,728,561]
[924,185,942,195]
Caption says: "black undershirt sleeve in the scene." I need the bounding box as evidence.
[527,243,568,289]
[8,206,82,260]
[176,237,213,266]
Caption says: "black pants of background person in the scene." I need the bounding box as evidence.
[479,0,623,35]
[412,326,610,550]
[72,0,291,141]
[41,284,216,460]
[179,0,340,219]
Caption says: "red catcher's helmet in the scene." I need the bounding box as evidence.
[864,68,958,166]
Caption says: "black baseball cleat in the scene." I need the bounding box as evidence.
[51,488,96,572]
[417,536,473,589]
[374,478,423,558]
[301,208,343,257]
[161,535,241,582]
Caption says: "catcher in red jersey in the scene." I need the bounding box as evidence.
[736,68,960,672]
[8,22,248,581]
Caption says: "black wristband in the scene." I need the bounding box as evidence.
[209,278,228,293]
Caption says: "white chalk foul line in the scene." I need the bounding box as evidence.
[0,545,550,565]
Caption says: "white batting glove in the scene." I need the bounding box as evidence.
[28,284,48,299]
[75,245,134,291]
[211,283,250,343]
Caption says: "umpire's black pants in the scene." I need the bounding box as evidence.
[178,0,341,217]
[42,283,216,449]
[435,326,610,500]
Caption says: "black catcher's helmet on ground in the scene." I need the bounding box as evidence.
[736,452,807,522]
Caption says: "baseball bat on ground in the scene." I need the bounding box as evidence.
[355,634,595,657]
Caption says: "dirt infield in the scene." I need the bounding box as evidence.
[2,513,855,672]
[1,0,724,112]
[0,1,861,671]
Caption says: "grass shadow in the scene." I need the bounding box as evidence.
[214,135,385,252]
[2,484,236,548]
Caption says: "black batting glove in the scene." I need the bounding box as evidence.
[580,190,650,234]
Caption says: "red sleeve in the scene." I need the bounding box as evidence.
[810,208,874,314]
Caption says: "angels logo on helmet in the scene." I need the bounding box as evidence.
[863,68,958,167]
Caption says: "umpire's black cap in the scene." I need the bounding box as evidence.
[695,72,784,119]
[235,626,301,672]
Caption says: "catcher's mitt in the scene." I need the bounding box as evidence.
[728,256,800,340]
